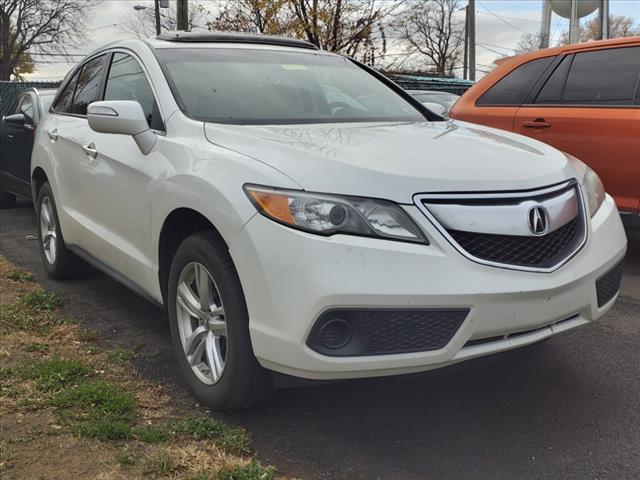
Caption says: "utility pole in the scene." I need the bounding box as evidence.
[463,5,468,80]
[540,0,552,48]
[569,0,580,44]
[468,0,475,81]
[176,0,189,31]
[154,0,161,35]
[599,0,609,39]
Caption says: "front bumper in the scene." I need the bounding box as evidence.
[229,194,627,380]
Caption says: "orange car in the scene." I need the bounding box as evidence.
[450,37,640,227]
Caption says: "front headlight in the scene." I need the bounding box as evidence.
[244,185,428,244]
[583,166,605,217]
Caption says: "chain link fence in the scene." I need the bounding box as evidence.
[0,81,61,114]
[383,74,474,96]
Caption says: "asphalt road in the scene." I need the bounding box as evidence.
[1,201,639,480]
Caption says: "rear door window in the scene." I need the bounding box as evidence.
[71,55,107,115]
[562,47,640,105]
[534,55,572,104]
[52,70,80,114]
[477,56,554,106]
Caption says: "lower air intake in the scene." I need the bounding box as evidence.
[596,259,624,307]
[307,308,469,357]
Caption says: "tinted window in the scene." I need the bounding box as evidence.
[53,70,80,113]
[71,55,106,115]
[19,95,34,125]
[105,53,162,130]
[156,48,425,124]
[534,55,571,104]
[5,96,20,115]
[563,47,640,105]
[477,56,554,106]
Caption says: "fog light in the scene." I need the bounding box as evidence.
[319,318,352,349]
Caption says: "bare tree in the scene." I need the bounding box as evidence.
[559,14,639,45]
[122,0,211,39]
[209,0,295,35]
[209,0,404,66]
[394,0,464,76]
[0,0,100,80]
[513,32,546,54]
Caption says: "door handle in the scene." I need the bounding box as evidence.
[82,142,98,158]
[522,119,551,128]
[7,134,13,140]
[47,129,58,141]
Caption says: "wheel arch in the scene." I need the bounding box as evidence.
[31,167,49,202]
[157,207,230,305]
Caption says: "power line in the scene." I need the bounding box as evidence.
[476,1,531,34]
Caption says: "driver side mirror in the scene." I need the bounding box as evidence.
[3,113,26,126]
[87,100,156,155]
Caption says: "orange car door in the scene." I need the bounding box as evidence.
[514,47,640,214]
[469,56,556,131]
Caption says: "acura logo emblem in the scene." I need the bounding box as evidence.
[528,206,548,235]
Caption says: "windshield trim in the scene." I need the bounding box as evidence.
[151,46,442,125]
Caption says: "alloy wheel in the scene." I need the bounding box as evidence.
[40,196,57,265]
[176,262,227,385]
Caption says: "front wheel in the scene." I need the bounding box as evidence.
[167,231,273,411]
[36,182,86,279]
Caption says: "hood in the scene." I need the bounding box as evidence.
[204,120,579,204]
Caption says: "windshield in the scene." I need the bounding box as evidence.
[156,48,426,125]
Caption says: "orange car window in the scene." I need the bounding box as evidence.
[477,56,554,106]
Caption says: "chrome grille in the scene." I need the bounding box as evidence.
[415,181,587,272]
[448,217,580,268]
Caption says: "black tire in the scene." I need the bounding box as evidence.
[167,231,273,411]
[36,182,86,279]
[0,191,17,209]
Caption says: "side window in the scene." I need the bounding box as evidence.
[19,95,34,125]
[562,47,640,105]
[52,70,80,114]
[534,55,572,104]
[5,96,20,115]
[477,56,554,106]
[71,55,107,115]
[104,53,163,130]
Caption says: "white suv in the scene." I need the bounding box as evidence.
[32,32,627,410]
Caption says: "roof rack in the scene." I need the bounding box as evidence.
[156,31,319,50]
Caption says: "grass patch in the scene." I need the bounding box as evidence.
[77,329,100,343]
[136,424,172,443]
[134,417,251,455]
[108,347,135,364]
[190,468,216,480]
[144,450,176,476]
[6,271,35,282]
[20,357,91,392]
[0,303,67,334]
[25,342,50,354]
[217,461,276,480]
[21,290,61,311]
[115,447,137,467]
[171,417,251,453]
[53,381,137,440]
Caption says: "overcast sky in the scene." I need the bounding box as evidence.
[26,0,640,80]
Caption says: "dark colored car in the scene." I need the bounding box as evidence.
[1,88,57,208]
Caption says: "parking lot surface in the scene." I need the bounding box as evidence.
[1,201,639,480]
